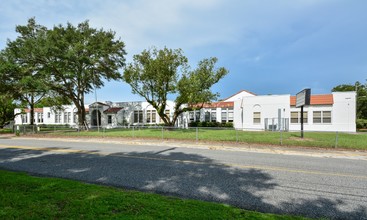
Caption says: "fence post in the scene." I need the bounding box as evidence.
[236,129,238,143]
[280,128,283,145]
[161,126,164,141]
[132,126,135,138]
[196,127,198,143]
[335,131,338,148]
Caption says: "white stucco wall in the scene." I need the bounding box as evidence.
[13,91,356,132]
[289,92,356,132]
[234,92,356,132]
[234,95,290,130]
[223,90,256,102]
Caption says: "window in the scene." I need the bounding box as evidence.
[152,110,156,123]
[63,112,71,124]
[47,112,51,118]
[55,112,61,123]
[108,115,112,124]
[134,110,143,123]
[211,109,216,122]
[221,109,227,123]
[73,112,77,123]
[189,112,194,120]
[228,108,234,122]
[194,111,200,122]
[323,111,331,123]
[204,111,210,122]
[290,111,308,124]
[314,111,331,124]
[253,112,261,124]
[146,110,151,123]
[38,113,44,123]
[291,112,298,124]
[313,111,322,123]
[22,114,28,123]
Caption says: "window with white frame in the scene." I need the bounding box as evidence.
[22,114,28,123]
[73,112,77,123]
[290,111,308,124]
[211,108,216,122]
[228,108,234,122]
[313,111,331,124]
[189,112,194,121]
[146,110,151,123]
[108,115,112,124]
[55,112,61,123]
[194,110,200,122]
[38,113,44,123]
[134,110,143,123]
[253,112,261,124]
[221,109,227,123]
[204,111,210,122]
[152,110,156,123]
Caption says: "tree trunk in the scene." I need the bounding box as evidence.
[30,94,34,125]
[75,93,88,130]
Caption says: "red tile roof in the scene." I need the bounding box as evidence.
[24,108,43,113]
[104,107,123,113]
[194,101,234,108]
[290,94,334,106]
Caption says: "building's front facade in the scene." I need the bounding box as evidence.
[14,100,184,128]
[14,90,357,132]
[232,91,356,132]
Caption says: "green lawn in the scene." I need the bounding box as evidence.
[0,170,308,219]
[46,127,367,150]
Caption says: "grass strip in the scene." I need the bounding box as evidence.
[0,170,308,219]
[42,127,367,150]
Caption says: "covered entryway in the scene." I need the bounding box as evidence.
[91,110,101,127]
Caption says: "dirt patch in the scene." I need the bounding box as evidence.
[288,136,314,141]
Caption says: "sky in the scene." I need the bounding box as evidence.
[1,0,367,104]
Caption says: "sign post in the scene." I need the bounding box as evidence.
[295,88,311,138]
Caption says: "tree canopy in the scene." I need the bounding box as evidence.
[332,80,367,119]
[2,18,126,128]
[0,95,17,128]
[123,47,228,126]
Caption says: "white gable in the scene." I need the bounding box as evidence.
[223,90,256,102]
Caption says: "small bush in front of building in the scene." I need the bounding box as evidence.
[188,121,233,128]
[356,119,367,130]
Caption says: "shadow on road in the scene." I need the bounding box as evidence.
[0,147,366,219]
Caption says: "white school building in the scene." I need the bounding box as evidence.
[14,90,356,132]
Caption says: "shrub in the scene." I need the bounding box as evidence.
[188,121,233,128]
[356,119,367,129]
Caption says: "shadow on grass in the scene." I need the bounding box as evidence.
[0,147,366,219]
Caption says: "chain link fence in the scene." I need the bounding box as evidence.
[11,124,367,149]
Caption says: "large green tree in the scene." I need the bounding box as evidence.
[123,47,228,126]
[4,18,126,128]
[0,95,17,128]
[332,80,367,119]
[2,19,61,125]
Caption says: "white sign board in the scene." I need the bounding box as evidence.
[296,89,311,108]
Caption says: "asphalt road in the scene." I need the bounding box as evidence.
[0,137,366,219]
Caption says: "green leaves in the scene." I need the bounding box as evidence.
[2,18,127,127]
[332,80,367,119]
[123,47,228,126]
